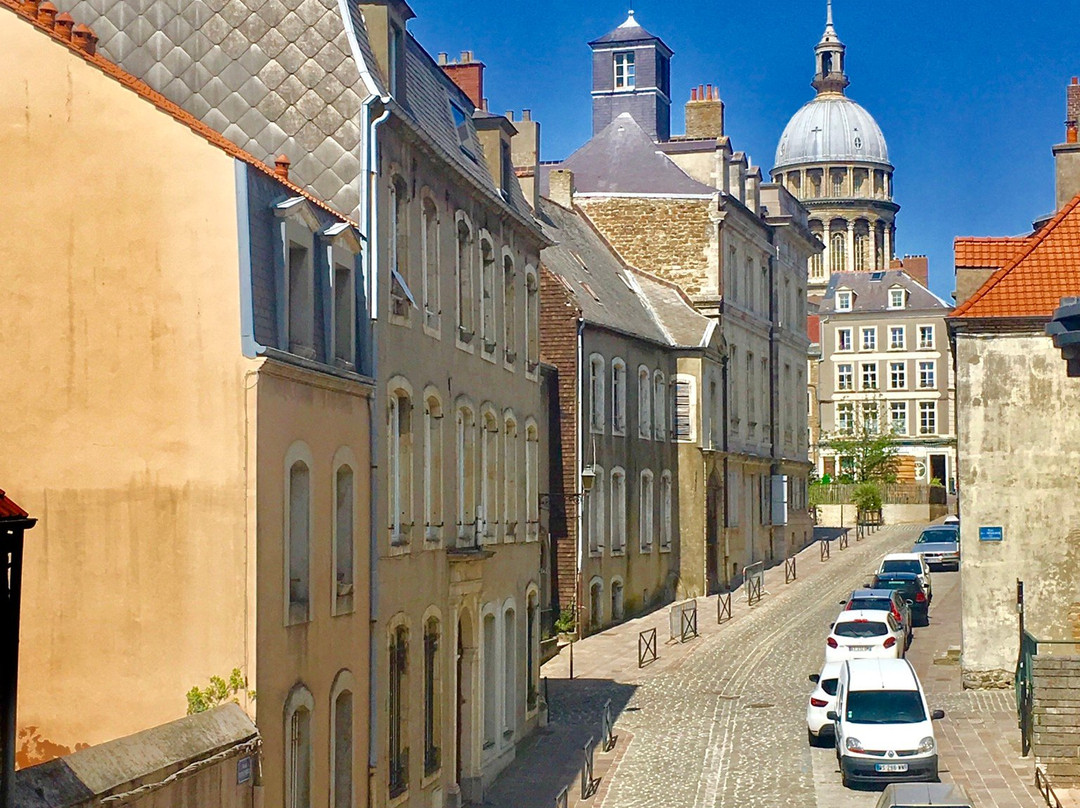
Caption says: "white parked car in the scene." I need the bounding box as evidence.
[878,553,933,601]
[826,611,905,662]
[829,658,945,787]
[807,660,843,745]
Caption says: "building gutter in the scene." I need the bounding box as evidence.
[575,318,585,634]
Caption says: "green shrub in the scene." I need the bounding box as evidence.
[852,481,883,513]
[186,668,255,715]
[554,606,576,634]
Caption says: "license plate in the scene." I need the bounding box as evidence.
[875,763,908,772]
[851,646,872,652]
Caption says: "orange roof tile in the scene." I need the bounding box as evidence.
[2,0,354,226]
[954,237,1031,269]
[952,194,1080,319]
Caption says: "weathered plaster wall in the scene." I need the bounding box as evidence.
[956,331,1080,687]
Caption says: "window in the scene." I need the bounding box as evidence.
[480,411,498,541]
[334,464,355,614]
[482,611,497,746]
[287,458,311,624]
[919,361,936,389]
[503,607,516,737]
[861,327,877,351]
[611,579,624,621]
[830,230,846,272]
[809,249,823,281]
[332,682,354,808]
[389,23,404,96]
[424,395,443,542]
[288,239,314,355]
[526,592,539,711]
[456,217,474,339]
[889,287,906,309]
[525,270,539,372]
[837,328,852,352]
[450,102,470,150]
[503,415,518,539]
[746,352,756,426]
[729,246,739,301]
[657,53,670,96]
[480,238,496,353]
[919,325,935,349]
[611,359,627,435]
[890,326,905,350]
[388,388,413,546]
[837,403,854,434]
[729,347,740,425]
[659,471,672,550]
[653,372,666,440]
[613,51,635,89]
[422,198,440,329]
[503,255,516,363]
[639,470,654,552]
[836,363,854,391]
[919,402,937,435]
[674,377,693,440]
[831,169,845,197]
[889,361,906,390]
[854,233,868,272]
[610,468,626,553]
[638,366,652,438]
[285,687,314,808]
[423,618,441,776]
[389,177,412,318]
[333,259,355,365]
[837,290,853,311]
[890,401,908,435]
[525,422,539,541]
[863,402,880,434]
[590,354,606,433]
[456,404,477,544]
[389,625,409,798]
[589,465,605,554]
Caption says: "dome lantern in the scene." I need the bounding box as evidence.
[812,0,849,96]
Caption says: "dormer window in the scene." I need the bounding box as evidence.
[836,289,853,311]
[389,23,405,98]
[888,287,906,310]
[274,197,322,360]
[614,51,635,90]
[449,102,473,157]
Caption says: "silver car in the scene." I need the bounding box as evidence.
[874,782,973,807]
[913,526,960,571]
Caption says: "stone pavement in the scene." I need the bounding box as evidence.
[482,524,1046,808]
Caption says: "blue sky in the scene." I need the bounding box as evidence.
[411,0,1080,302]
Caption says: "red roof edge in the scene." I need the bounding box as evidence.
[0,488,29,519]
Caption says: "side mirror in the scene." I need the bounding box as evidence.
[931,709,945,720]
[905,599,914,605]
[826,710,839,721]
[839,600,847,605]
[809,674,820,683]
[829,623,835,630]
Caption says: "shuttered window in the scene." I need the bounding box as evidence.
[674,379,693,441]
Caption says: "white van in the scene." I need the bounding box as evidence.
[828,658,944,787]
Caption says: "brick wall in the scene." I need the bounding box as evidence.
[1033,656,1080,785]
[576,197,714,295]
[539,265,582,614]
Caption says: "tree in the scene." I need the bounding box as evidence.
[824,397,900,483]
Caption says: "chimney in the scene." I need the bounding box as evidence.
[71,23,97,55]
[55,11,74,40]
[510,109,541,212]
[37,1,57,27]
[890,255,929,288]
[441,51,485,109]
[274,154,291,182]
[1054,77,1080,210]
[549,169,574,209]
[746,166,761,215]
[684,83,725,139]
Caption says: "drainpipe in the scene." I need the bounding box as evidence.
[574,318,585,647]
[335,3,391,803]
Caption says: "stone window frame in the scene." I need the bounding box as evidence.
[479,403,501,543]
[919,401,937,435]
[659,470,673,552]
[332,446,360,616]
[860,362,878,391]
[889,361,907,391]
[652,371,667,440]
[836,363,854,391]
[637,365,652,439]
[836,289,853,311]
[524,266,540,377]
[918,360,936,390]
[589,353,606,434]
[639,468,655,553]
[274,197,321,360]
[918,324,936,350]
[837,327,853,352]
[610,467,627,555]
[887,286,907,310]
[330,670,358,808]
[478,230,497,360]
[613,50,636,90]
[502,410,519,541]
[455,397,478,545]
[284,683,316,808]
[524,419,540,542]
[502,247,518,368]
[422,387,445,545]
[323,223,363,370]
[611,357,627,436]
[388,171,416,325]
[890,401,908,436]
[388,377,416,552]
[889,325,906,351]
[420,607,443,782]
[860,326,877,352]
[588,464,606,557]
[420,188,441,338]
[284,441,315,627]
[454,211,476,351]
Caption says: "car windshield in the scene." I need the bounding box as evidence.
[849,598,894,613]
[834,621,888,638]
[916,529,958,544]
[874,576,920,593]
[882,560,922,574]
[846,690,926,724]
[822,677,839,696]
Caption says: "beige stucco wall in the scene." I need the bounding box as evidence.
[1,13,254,761]
[956,330,1080,687]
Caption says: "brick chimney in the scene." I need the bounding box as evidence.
[684,84,725,139]
[890,255,929,288]
[1054,77,1080,210]
[440,50,485,109]
[549,169,574,209]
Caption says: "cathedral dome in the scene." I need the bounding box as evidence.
[774,94,889,170]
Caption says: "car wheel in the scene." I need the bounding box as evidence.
[807,728,818,747]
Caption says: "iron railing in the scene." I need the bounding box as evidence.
[638,627,657,668]
[744,561,764,606]
[717,591,732,623]
[1036,766,1064,808]
[785,555,797,583]
[681,602,699,642]
[580,736,597,799]
[601,699,616,752]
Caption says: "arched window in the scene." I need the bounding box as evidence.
[503,254,516,363]
[589,464,605,554]
[659,471,673,550]
[456,403,476,545]
[480,408,499,541]
[525,421,539,541]
[503,605,517,737]
[424,392,443,543]
[589,578,603,629]
[745,256,755,312]
[389,623,409,798]
[423,616,442,776]
[652,371,666,440]
[525,268,539,373]
[611,578,625,621]
[422,196,440,330]
[287,456,311,625]
[334,462,355,614]
[639,469,654,552]
[388,385,414,546]
[482,609,497,746]
[330,672,356,808]
[637,366,652,439]
[729,246,739,301]
[503,414,519,539]
[480,236,496,354]
[830,229,846,272]
[610,468,626,554]
[611,358,626,436]
[389,176,412,318]
[456,215,474,339]
[526,590,539,711]
[285,685,314,808]
[854,229,868,272]
[589,354,606,433]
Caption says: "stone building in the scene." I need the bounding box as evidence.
[771,1,898,296]
[816,271,956,488]
[1,7,373,808]
[949,79,1080,688]
[539,12,816,588]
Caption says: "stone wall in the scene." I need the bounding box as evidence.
[1033,656,1080,785]
[577,197,714,296]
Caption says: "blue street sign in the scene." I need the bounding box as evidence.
[979,526,1004,542]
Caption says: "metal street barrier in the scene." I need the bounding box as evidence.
[601,698,616,751]
[785,555,797,583]
[638,627,657,668]
[839,529,850,551]
[820,538,831,562]
[745,561,764,606]
[669,598,698,642]
[1036,766,1063,808]
[680,601,699,642]
[555,786,569,808]
[580,736,597,799]
[717,591,732,623]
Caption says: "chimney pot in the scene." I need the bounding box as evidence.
[549,169,575,209]
[274,154,291,181]
[461,50,471,62]
[20,0,39,18]
[71,23,97,54]
[523,109,531,121]
[698,83,704,99]
[691,87,698,101]
[481,98,488,111]
[1069,123,1078,144]
[1073,77,1078,85]
[37,0,56,26]
[55,11,74,39]
[438,52,448,65]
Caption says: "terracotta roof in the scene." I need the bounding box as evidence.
[0,489,29,519]
[2,0,353,226]
[952,193,1080,319]
[954,236,1031,269]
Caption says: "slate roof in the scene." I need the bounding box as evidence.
[539,198,711,348]
[954,236,1031,269]
[540,113,716,197]
[952,192,1080,319]
[588,11,668,49]
[820,270,952,314]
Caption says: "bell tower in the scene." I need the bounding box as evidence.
[812,0,850,96]
[588,11,673,141]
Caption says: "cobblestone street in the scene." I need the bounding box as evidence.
[484,523,1044,808]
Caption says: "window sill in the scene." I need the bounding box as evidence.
[659,544,672,553]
